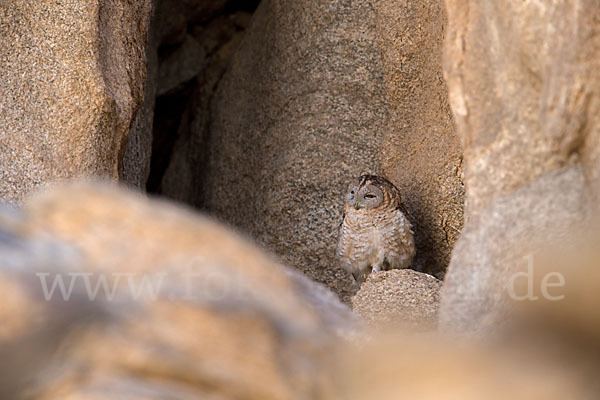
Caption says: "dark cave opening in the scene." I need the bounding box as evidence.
[146,0,261,200]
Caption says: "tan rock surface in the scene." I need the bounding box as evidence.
[440,167,586,332]
[1,183,599,399]
[440,0,600,332]
[343,233,600,399]
[0,207,92,398]
[375,0,464,277]
[122,6,158,190]
[0,0,152,203]
[144,0,462,296]
[443,0,598,219]
[336,335,592,400]
[201,0,389,303]
[198,0,461,303]
[0,181,356,399]
[352,269,442,330]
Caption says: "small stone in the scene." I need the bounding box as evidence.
[352,269,442,331]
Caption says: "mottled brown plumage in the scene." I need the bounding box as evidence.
[336,175,415,284]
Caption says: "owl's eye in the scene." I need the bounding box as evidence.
[364,194,376,199]
[350,190,355,194]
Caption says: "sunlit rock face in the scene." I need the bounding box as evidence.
[440,0,600,332]
[0,0,152,203]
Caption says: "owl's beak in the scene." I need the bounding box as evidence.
[354,202,362,210]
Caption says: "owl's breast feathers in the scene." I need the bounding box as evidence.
[336,207,415,274]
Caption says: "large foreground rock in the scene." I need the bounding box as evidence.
[439,167,585,332]
[2,182,600,399]
[0,181,357,398]
[440,0,600,332]
[0,0,152,203]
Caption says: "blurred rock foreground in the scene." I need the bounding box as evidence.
[2,0,600,398]
[0,181,357,399]
[1,181,600,399]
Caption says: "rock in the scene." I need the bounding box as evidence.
[122,5,159,190]
[439,167,586,333]
[335,334,591,400]
[157,34,206,96]
[0,0,152,203]
[374,0,464,277]
[23,181,360,335]
[351,269,442,330]
[440,0,600,332]
[125,1,258,191]
[342,235,600,399]
[154,0,230,46]
[157,12,252,202]
[0,181,357,398]
[0,207,97,398]
[443,0,599,219]
[149,0,462,301]
[2,182,600,399]
[513,228,600,350]
[200,0,389,303]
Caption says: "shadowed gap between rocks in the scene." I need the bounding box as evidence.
[146,0,261,200]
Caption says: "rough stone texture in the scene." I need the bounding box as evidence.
[123,0,240,190]
[122,4,158,189]
[443,0,600,219]
[440,167,586,333]
[374,0,464,277]
[157,12,252,203]
[154,0,230,46]
[201,0,389,303]
[147,0,462,300]
[351,269,442,330]
[0,181,358,399]
[440,0,600,332]
[3,184,600,399]
[0,0,152,203]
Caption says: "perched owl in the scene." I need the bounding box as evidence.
[336,174,415,284]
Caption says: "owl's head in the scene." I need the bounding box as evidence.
[345,174,400,211]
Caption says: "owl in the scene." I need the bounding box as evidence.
[336,174,415,284]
